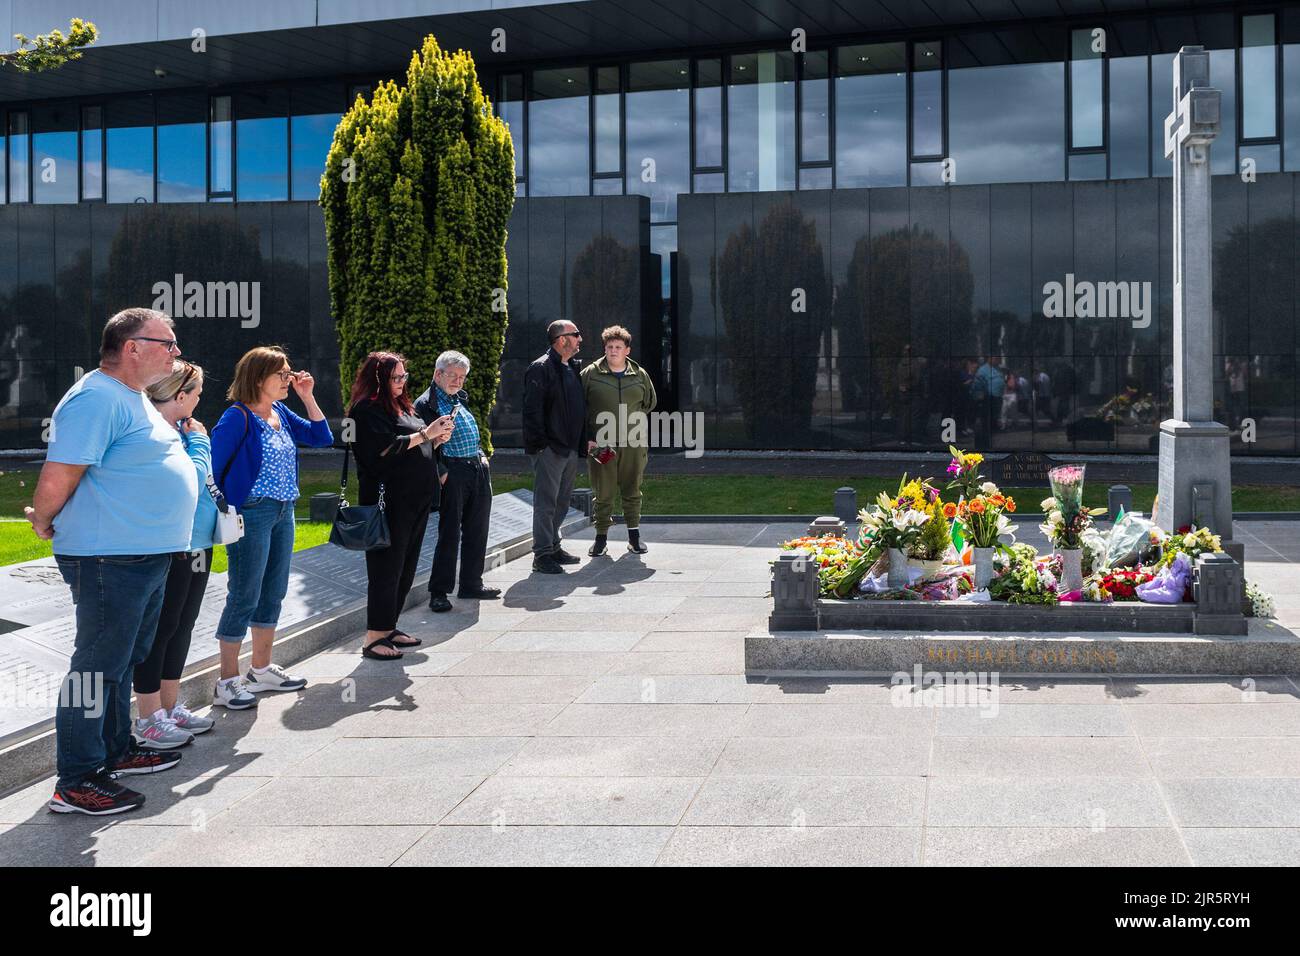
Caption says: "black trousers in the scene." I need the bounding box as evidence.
[134,548,212,695]
[365,498,433,631]
[429,457,492,596]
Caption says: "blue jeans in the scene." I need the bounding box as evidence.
[216,496,295,643]
[54,553,172,788]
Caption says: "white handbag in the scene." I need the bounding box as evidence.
[205,475,245,545]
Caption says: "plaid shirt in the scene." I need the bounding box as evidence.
[435,386,483,458]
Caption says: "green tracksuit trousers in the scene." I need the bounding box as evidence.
[588,445,649,534]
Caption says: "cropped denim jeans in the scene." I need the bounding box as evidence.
[215,496,295,643]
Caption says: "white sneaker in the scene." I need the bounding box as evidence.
[213,676,258,710]
[170,702,215,735]
[244,662,307,693]
[132,709,195,750]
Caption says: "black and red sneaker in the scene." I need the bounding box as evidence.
[49,771,145,815]
[108,743,182,776]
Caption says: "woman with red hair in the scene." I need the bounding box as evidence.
[347,352,453,660]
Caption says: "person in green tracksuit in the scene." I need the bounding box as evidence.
[580,325,658,556]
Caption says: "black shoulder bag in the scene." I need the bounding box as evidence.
[328,443,390,551]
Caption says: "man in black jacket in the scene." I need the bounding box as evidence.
[522,320,587,574]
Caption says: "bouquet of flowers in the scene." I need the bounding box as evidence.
[1082,576,1112,603]
[1088,568,1155,602]
[988,552,1060,605]
[945,446,986,501]
[896,478,950,561]
[951,481,1018,550]
[777,534,863,596]
[1040,465,1106,550]
[1156,525,1223,569]
[830,541,884,598]
[1245,581,1275,619]
[907,568,975,601]
[858,475,935,554]
[1136,551,1193,603]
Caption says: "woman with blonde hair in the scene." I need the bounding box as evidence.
[131,360,217,747]
[210,346,332,708]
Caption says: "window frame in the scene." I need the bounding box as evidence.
[590,61,624,192]
[1237,10,1282,148]
[79,103,106,203]
[1067,24,1109,160]
[207,93,235,201]
[907,37,947,167]
[7,109,31,204]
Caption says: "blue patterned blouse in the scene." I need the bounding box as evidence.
[247,411,300,501]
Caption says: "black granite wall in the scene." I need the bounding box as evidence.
[676,176,1300,455]
[0,195,653,450]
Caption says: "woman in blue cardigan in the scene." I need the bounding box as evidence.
[210,346,332,710]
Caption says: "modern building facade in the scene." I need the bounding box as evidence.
[1,1,1298,455]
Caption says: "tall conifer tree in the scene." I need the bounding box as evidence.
[321,36,514,451]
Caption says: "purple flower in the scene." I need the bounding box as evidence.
[946,461,961,476]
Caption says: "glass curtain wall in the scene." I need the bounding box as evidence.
[626,60,689,221]
[107,97,154,203]
[727,50,796,192]
[835,43,906,188]
[529,67,589,196]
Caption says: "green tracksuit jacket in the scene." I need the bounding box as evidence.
[580,356,657,533]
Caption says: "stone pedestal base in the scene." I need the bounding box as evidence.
[1155,419,1233,538]
[1155,420,1245,610]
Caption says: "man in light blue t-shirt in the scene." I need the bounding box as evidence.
[26,308,199,816]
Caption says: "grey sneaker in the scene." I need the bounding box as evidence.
[213,675,258,710]
[244,662,307,693]
[132,709,195,750]
[169,702,215,735]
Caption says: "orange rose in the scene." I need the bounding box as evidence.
[942,502,957,519]
[970,499,986,514]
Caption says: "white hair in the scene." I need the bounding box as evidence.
[435,350,470,372]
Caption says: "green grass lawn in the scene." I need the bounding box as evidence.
[0,520,335,573]
[2,465,1297,569]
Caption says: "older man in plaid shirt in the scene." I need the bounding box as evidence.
[414,350,501,612]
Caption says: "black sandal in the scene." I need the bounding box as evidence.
[389,629,422,647]
[362,635,404,660]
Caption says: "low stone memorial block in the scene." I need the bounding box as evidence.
[770,550,819,631]
[807,516,845,537]
[1193,552,1247,635]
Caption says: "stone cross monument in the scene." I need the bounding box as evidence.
[1156,46,1238,560]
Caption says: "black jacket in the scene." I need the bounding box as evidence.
[522,348,587,455]
[346,397,443,511]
